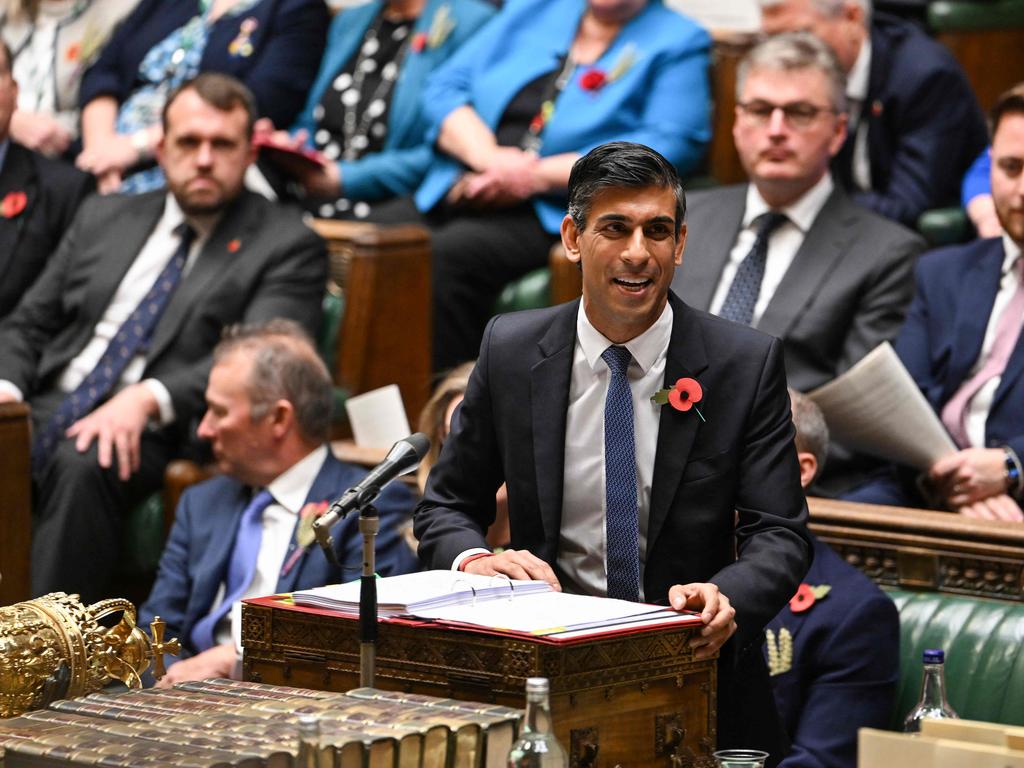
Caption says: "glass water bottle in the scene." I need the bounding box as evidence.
[507,677,568,768]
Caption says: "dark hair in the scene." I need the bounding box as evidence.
[991,83,1024,138]
[789,388,829,473]
[162,72,257,138]
[567,142,686,237]
[213,319,333,443]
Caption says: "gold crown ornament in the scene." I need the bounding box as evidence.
[0,592,179,718]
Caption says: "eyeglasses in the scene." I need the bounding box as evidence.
[737,100,838,129]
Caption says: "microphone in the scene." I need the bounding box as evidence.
[313,432,430,545]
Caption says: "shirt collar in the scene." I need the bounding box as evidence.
[846,35,871,102]
[265,444,329,515]
[1002,233,1022,276]
[576,299,673,375]
[744,172,834,234]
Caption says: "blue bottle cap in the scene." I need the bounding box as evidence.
[923,649,945,663]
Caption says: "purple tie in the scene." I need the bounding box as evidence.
[941,258,1024,447]
[190,489,274,652]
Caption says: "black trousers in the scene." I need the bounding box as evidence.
[29,388,179,605]
[367,198,559,373]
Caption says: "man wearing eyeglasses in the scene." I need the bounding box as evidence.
[671,32,924,496]
[759,0,986,228]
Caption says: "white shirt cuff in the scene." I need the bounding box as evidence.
[142,378,175,425]
[0,380,24,402]
[452,547,492,571]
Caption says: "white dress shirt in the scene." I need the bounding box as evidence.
[963,235,1024,448]
[846,36,873,192]
[709,174,834,325]
[210,444,329,652]
[557,301,672,599]
[0,194,218,423]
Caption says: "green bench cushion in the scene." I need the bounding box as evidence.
[887,589,1024,729]
[929,0,1024,32]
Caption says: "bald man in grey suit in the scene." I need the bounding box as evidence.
[671,33,923,495]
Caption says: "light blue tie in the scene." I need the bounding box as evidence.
[31,224,196,474]
[602,345,640,602]
[718,211,788,326]
[190,489,274,652]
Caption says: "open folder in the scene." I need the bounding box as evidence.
[292,571,702,638]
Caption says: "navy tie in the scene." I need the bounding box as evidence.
[718,211,788,327]
[32,224,196,474]
[191,488,274,652]
[602,345,640,602]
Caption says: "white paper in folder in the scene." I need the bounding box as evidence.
[808,343,957,471]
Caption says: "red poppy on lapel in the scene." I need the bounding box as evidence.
[410,32,428,53]
[871,100,883,118]
[579,69,608,92]
[789,582,831,613]
[1,191,27,218]
[227,238,241,253]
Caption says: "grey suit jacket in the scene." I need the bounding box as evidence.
[672,184,924,393]
[0,189,326,435]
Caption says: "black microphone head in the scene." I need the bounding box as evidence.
[405,432,430,459]
[384,432,431,475]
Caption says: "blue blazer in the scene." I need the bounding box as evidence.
[79,0,328,128]
[413,0,712,233]
[834,13,987,227]
[766,537,899,768]
[139,450,419,661]
[291,0,495,202]
[895,237,1024,460]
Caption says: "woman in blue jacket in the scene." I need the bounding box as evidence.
[402,0,712,371]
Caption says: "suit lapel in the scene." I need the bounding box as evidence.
[944,243,1004,403]
[680,187,746,311]
[193,485,250,618]
[388,0,441,148]
[148,193,257,363]
[0,144,38,283]
[647,295,709,555]
[276,452,338,593]
[757,190,852,339]
[532,302,576,550]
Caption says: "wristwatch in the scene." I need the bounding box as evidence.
[1004,446,1023,497]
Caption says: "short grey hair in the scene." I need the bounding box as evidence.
[758,0,870,18]
[789,389,829,471]
[737,31,849,113]
[213,319,333,443]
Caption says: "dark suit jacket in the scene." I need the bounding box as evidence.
[139,450,420,663]
[0,142,93,320]
[897,237,1024,459]
[414,293,812,757]
[672,184,923,494]
[833,13,987,227]
[78,0,327,129]
[766,536,899,768]
[0,189,326,437]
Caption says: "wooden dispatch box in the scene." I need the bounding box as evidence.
[241,596,717,767]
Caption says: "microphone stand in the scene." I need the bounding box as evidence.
[357,503,378,689]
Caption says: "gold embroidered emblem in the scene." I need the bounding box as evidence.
[765,627,793,676]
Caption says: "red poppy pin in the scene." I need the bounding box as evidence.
[871,100,883,118]
[651,377,706,422]
[789,583,831,613]
[1,191,27,218]
[579,69,607,92]
[65,42,81,63]
[281,500,330,576]
[410,32,428,53]
[227,238,241,253]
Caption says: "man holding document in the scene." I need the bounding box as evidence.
[414,142,812,762]
[845,86,1024,522]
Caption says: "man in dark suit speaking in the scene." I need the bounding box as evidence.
[0,73,327,603]
[414,142,812,762]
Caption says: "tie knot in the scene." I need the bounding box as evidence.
[602,345,632,377]
[243,489,274,522]
[174,222,196,247]
[755,211,788,240]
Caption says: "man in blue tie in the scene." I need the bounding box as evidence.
[140,320,418,686]
[414,141,812,764]
[0,73,327,603]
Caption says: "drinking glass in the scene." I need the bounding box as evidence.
[713,749,769,768]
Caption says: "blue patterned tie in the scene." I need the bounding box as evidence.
[718,211,789,326]
[602,345,640,602]
[31,224,196,474]
[191,489,274,652]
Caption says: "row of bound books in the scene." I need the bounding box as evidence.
[0,678,523,768]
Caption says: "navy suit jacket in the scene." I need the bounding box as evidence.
[896,237,1024,459]
[766,537,899,768]
[140,450,419,662]
[79,0,327,128]
[414,293,811,758]
[833,13,987,227]
[0,142,93,320]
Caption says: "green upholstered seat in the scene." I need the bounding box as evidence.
[917,207,974,248]
[928,0,1024,32]
[887,589,1024,729]
[493,267,552,315]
